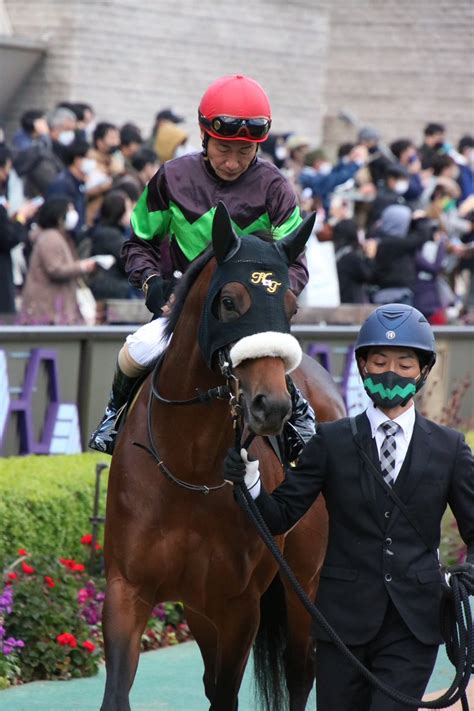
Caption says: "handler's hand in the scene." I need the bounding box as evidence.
[446,562,474,579]
[223,448,261,498]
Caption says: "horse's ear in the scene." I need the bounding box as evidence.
[212,202,240,264]
[275,212,316,265]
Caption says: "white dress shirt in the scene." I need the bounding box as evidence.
[366,400,416,483]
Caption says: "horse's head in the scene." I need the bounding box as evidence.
[198,202,315,436]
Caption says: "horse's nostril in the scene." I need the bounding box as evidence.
[252,393,267,416]
[251,393,291,425]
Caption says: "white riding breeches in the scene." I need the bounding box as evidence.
[125,318,170,368]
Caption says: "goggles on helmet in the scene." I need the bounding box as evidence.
[198,112,271,141]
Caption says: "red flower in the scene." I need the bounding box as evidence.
[81,534,93,545]
[59,558,85,572]
[21,561,35,575]
[7,572,18,580]
[44,576,56,588]
[18,548,28,556]
[95,543,102,551]
[56,633,77,648]
[82,640,96,653]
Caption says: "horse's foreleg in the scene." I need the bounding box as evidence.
[100,576,154,711]
[185,607,218,704]
[210,602,260,711]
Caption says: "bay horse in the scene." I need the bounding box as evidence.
[100,203,346,711]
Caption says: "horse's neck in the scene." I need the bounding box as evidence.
[162,263,221,396]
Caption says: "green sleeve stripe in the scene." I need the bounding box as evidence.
[272,206,303,240]
[130,186,171,241]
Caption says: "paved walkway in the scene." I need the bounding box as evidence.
[1,639,472,710]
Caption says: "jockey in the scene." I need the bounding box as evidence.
[89,74,315,456]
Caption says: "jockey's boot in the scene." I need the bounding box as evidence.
[88,364,139,454]
[283,378,316,463]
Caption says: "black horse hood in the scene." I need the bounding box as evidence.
[198,203,315,368]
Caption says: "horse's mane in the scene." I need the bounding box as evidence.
[163,231,276,339]
[163,247,214,339]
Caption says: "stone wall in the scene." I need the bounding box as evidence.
[324,0,474,147]
[2,0,473,149]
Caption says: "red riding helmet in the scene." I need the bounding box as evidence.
[198,74,272,143]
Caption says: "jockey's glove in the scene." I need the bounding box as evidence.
[144,275,166,316]
[223,448,261,499]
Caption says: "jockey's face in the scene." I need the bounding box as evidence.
[205,135,257,181]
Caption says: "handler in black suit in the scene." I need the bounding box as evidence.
[223,303,474,711]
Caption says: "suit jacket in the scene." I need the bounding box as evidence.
[256,412,474,645]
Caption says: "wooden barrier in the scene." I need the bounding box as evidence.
[99,300,376,326]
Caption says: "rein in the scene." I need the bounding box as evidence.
[133,348,249,494]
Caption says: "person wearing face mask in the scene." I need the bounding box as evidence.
[0,145,43,315]
[46,138,91,243]
[419,122,446,170]
[223,303,474,711]
[19,197,96,324]
[12,109,64,199]
[47,106,78,164]
[86,122,124,225]
[89,74,313,457]
[371,204,432,305]
[366,164,411,232]
[389,139,424,205]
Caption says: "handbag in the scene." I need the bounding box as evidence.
[76,278,96,325]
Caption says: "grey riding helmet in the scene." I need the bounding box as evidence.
[354,304,437,386]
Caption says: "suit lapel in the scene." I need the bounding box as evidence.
[387,413,432,530]
[352,413,385,534]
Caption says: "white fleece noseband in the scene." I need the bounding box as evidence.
[229,332,302,373]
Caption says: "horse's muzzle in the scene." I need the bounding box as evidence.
[245,392,292,436]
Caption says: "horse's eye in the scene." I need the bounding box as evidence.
[222,297,235,312]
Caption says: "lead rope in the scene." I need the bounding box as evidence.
[233,450,473,709]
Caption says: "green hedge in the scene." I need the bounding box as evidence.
[0,454,109,567]
[0,432,472,567]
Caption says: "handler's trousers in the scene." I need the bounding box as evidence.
[314,601,439,711]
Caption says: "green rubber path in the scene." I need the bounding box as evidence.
[0,638,466,710]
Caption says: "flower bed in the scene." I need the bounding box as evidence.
[0,539,191,689]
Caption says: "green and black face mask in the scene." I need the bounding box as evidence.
[363,371,418,408]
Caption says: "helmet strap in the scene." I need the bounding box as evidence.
[415,365,430,393]
[201,132,209,156]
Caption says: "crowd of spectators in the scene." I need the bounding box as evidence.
[265,121,474,324]
[0,101,473,326]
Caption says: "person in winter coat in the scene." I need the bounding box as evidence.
[88,190,133,300]
[366,164,410,232]
[413,232,449,324]
[154,120,189,164]
[333,219,373,303]
[372,205,431,305]
[0,145,40,316]
[19,197,96,324]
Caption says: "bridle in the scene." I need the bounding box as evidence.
[133,348,253,494]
